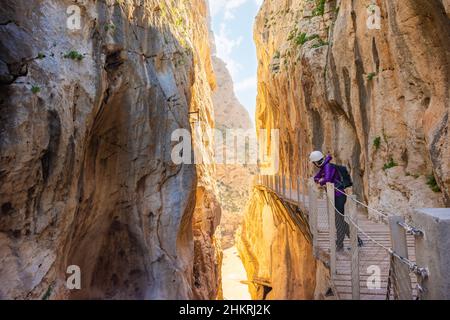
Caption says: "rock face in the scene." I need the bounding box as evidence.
[0,0,221,300]
[238,0,449,299]
[212,57,253,130]
[211,56,255,249]
[236,187,317,299]
[254,0,449,214]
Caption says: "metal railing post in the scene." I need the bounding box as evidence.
[388,216,413,300]
[282,175,286,198]
[327,183,337,280]
[309,179,319,257]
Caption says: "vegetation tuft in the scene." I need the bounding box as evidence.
[295,33,319,46]
[367,72,377,81]
[104,23,116,32]
[383,158,398,171]
[31,86,40,94]
[64,51,84,61]
[373,136,381,150]
[426,174,441,193]
[312,0,326,16]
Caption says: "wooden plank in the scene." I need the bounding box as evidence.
[388,216,413,300]
[339,293,386,300]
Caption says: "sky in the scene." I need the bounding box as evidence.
[209,0,263,125]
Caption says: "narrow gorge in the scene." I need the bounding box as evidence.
[0,0,449,301]
[237,0,450,300]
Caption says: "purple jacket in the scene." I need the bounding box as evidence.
[313,155,345,197]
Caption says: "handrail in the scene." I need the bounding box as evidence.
[254,174,426,300]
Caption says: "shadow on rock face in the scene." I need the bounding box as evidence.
[0,0,222,300]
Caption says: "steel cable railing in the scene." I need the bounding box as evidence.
[255,174,427,300]
[325,185,426,300]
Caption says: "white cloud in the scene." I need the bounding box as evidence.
[214,23,243,77]
[209,0,258,20]
[235,76,257,92]
[209,0,263,75]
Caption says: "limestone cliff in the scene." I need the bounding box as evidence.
[0,0,221,300]
[254,0,449,214]
[238,0,449,299]
[236,187,318,299]
[212,57,253,130]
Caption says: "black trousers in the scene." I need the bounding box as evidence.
[335,195,350,248]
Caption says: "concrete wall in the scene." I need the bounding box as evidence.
[411,209,450,300]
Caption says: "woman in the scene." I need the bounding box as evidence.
[310,151,363,251]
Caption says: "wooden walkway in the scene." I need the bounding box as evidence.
[262,180,418,300]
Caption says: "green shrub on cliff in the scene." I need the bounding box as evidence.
[31,86,40,94]
[312,0,326,16]
[64,51,84,61]
[373,136,381,150]
[367,72,377,81]
[104,23,116,32]
[383,158,398,171]
[427,174,441,193]
[295,33,319,46]
[42,285,52,300]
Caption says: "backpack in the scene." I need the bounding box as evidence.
[332,164,353,189]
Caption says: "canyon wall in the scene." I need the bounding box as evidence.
[236,187,319,299]
[254,0,449,214]
[0,0,221,300]
[238,0,449,299]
